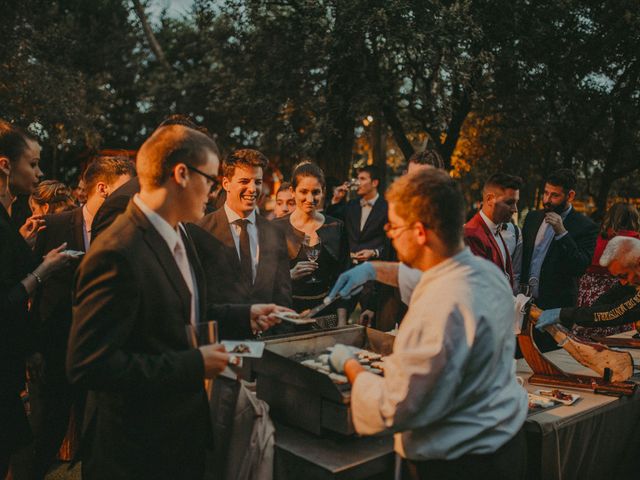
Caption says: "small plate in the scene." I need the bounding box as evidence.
[535,389,580,405]
[272,312,317,325]
[62,249,85,258]
[221,340,265,358]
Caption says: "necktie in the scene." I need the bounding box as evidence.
[173,239,196,325]
[235,219,253,283]
[360,199,373,208]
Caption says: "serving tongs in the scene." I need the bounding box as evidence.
[275,294,343,325]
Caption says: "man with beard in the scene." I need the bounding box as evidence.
[464,173,522,292]
[520,168,598,351]
[329,169,527,480]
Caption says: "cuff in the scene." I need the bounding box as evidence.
[555,231,568,240]
[351,371,388,435]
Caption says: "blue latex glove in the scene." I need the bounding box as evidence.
[535,308,562,330]
[329,344,356,373]
[327,262,376,300]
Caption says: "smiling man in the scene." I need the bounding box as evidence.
[189,149,291,323]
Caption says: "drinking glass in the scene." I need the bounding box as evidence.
[303,235,321,284]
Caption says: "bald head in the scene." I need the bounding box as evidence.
[136,125,220,189]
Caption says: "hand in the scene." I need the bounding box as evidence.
[359,309,375,327]
[331,184,348,204]
[544,212,567,236]
[327,262,376,300]
[329,344,355,373]
[534,308,562,331]
[250,303,292,333]
[19,215,46,247]
[38,243,73,279]
[290,261,318,280]
[199,343,229,378]
[354,249,376,262]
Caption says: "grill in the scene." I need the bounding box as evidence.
[254,325,395,435]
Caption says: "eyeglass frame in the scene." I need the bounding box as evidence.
[185,164,219,191]
[384,221,415,239]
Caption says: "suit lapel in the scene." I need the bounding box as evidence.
[211,209,242,272]
[477,215,506,268]
[253,216,268,289]
[71,207,85,251]
[181,225,207,323]
[130,204,192,324]
[360,198,382,235]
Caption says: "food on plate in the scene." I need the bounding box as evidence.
[539,389,573,402]
[231,343,251,354]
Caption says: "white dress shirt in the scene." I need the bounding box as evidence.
[224,203,260,283]
[351,248,527,460]
[501,222,522,293]
[360,193,379,231]
[133,195,199,325]
[479,210,508,269]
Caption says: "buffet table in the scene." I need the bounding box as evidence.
[519,333,640,480]
[271,331,640,480]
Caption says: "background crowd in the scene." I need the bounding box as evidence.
[1,114,640,479]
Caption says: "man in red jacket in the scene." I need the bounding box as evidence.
[464,173,523,291]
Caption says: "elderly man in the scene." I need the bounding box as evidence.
[536,236,640,330]
[329,169,527,480]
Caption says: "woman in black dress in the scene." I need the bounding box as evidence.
[273,162,349,314]
[0,121,70,476]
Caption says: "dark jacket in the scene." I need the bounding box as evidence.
[520,208,598,309]
[31,207,85,382]
[560,283,640,328]
[344,196,388,256]
[90,177,140,241]
[187,207,292,307]
[66,202,250,480]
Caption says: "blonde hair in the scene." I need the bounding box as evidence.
[31,180,76,213]
[600,236,640,269]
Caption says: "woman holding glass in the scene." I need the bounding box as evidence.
[273,162,349,313]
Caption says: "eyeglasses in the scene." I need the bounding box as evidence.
[186,165,219,189]
[384,222,414,238]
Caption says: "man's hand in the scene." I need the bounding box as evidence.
[290,261,318,280]
[359,309,375,327]
[199,343,229,378]
[327,262,376,300]
[329,344,356,373]
[544,212,567,236]
[534,308,562,331]
[19,215,46,247]
[331,183,348,204]
[250,304,292,333]
[354,249,376,262]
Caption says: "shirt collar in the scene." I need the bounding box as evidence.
[224,203,256,225]
[133,194,181,251]
[479,210,500,235]
[360,192,379,207]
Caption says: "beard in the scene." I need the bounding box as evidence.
[543,199,568,214]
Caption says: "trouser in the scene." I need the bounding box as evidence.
[401,428,527,480]
[28,376,84,479]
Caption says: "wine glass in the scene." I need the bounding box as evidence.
[303,234,321,284]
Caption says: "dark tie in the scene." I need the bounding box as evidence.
[235,219,253,283]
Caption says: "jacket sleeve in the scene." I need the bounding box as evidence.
[207,303,253,340]
[0,225,30,318]
[554,220,598,276]
[67,249,205,393]
[464,233,490,261]
[559,285,640,328]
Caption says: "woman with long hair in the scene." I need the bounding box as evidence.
[0,120,70,477]
[273,162,349,314]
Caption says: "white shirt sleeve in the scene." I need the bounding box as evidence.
[351,300,471,435]
[398,263,422,305]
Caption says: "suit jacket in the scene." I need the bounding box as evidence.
[90,177,140,241]
[464,212,513,281]
[31,207,85,382]
[66,202,250,480]
[187,207,292,307]
[521,208,598,309]
[344,197,388,256]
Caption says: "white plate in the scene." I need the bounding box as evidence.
[534,389,580,405]
[221,340,265,358]
[273,312,317,325]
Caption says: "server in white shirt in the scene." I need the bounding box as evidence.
[329,169,527,480]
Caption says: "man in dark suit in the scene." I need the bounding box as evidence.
[188,149,291,311]
[520,168,598,351]
[464,173,522,292]
[66,125,288,480]
[29,156,134,479]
